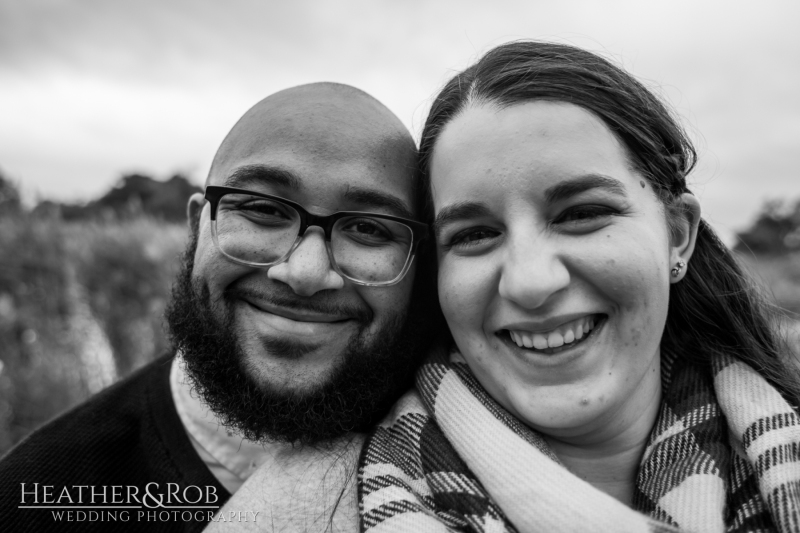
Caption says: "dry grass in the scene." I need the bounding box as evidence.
[0,214,187,455]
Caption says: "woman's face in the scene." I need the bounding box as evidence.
[431,101,678,442]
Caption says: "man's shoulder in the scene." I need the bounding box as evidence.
[0,354,174,473]
[0,354,229,531]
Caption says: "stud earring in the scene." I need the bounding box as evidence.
[671,260,686,278]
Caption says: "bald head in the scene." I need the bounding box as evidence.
[208,82,416,190]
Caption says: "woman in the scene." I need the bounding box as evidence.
[360,41,800,532]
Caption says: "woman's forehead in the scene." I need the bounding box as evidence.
[430,101,634,204]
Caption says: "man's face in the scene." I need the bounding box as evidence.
[167,88,428,445]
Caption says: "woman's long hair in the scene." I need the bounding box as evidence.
[418,41,800,406]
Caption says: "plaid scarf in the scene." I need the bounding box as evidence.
[359,348,800,532]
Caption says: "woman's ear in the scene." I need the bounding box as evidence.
[669,193,701,283]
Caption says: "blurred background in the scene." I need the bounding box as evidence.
[1,0,799,455]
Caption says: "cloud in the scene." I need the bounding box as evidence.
[0,0,797,238]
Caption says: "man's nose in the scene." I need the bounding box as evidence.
[497,233,570,310]
[267,227,345,296]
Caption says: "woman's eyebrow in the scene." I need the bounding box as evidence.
[544,174,627,204]
[433,202,492,237]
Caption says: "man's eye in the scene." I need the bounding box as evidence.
[351,221,384,236]
[340,218,392,243]
[238,200,291,218]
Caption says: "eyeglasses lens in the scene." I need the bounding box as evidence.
[215,193,413,283]
[330,216,413,283]
[215,194,301,264]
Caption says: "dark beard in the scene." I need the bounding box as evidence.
[165,228,432,446]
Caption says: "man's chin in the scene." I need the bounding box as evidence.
[240,346,344,394]
[233,291,364,349]
[184,331,405,445]
[254,335,327,361]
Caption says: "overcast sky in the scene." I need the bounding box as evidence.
[1,0,798,241]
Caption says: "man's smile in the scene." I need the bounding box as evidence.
[237,296,360,339]
[243,294,353,322]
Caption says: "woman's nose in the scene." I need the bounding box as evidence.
[267,227,345,296]
[497,236,570,310]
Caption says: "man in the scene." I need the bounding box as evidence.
[0,83,435,531]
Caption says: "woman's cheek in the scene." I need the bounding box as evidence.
[437,259,466,321]
[588,240,662,303]
[439,259,492,327]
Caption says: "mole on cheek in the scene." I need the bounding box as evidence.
[640,180,646,188]
[580,398,590,406]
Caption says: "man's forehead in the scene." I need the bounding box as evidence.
[215,117,411,172]
[211,139,416,213]
[222,163,416,219]
[207,83,417,214]
[209,84,415,185]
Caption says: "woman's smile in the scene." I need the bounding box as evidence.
[493,315,607,380]
[500,313,603,352]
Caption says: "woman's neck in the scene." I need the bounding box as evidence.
[545,435,647,504]
[544,384,662,505]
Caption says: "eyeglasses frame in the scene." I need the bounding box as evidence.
[204,185,429,287]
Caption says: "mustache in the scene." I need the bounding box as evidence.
[224,285,373,324]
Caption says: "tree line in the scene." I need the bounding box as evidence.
[0,170,201,222]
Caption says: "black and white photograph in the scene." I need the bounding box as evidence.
[1,1,799,531]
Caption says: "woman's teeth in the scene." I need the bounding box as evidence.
[508,316,596,350]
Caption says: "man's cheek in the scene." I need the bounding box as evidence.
[193,249,251,300]
[364,287,410,327]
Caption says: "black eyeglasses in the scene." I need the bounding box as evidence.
[204,186,428,287]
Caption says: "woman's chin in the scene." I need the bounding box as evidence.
[506,386,618,439]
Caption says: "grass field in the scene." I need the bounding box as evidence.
[0,213,187,454]
[1,214,799,456]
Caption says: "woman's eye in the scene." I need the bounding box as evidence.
[554,205,618,225]
[445,227,500,249]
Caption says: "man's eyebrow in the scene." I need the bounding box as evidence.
[544,174,627,204]
[343,186,415,220]
[223,165,301,190]
[433,202,493,237]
